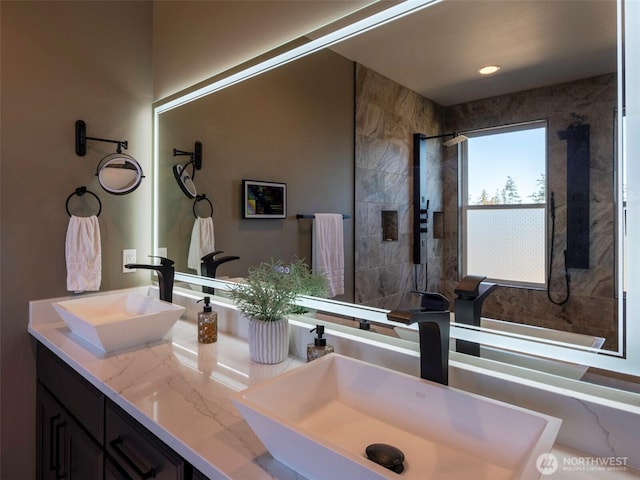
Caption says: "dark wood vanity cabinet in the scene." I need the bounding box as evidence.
[105,400,186,480]
[191,469,211,480]
[36,343,200,480]
[36,383,104,480]
[36,343,105,480]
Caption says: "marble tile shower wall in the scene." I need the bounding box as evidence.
[355,68,618,350]
[355,65,446,309]
[445,74,618,350]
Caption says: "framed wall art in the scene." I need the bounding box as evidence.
[242,180,287,219]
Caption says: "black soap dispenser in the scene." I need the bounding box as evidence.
[197,296,217,344]
[307,325,334,362]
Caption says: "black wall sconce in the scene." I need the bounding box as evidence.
[74,120,144,195]
[172,141,203,198]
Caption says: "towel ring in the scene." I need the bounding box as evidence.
[66,186,102,217]
[193,194,213,218]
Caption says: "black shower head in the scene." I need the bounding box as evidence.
[421,132,468,146]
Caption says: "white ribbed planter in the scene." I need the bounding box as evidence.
[248,317,290,364]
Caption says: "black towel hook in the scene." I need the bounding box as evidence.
[193,194,213,218]
[66,186,102,217]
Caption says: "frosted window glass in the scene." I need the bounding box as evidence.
[462,121,547,285]
[466,208,545,284]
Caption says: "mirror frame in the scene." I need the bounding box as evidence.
[153,0,639,378]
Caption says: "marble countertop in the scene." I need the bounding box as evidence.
[28,290,639,480]
[29,294,307,479]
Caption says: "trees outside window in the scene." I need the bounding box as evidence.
[461,121,547,286]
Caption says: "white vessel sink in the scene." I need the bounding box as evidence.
[52,292,185,353]
[232,353,561,480]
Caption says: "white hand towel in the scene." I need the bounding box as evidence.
[66,215,101,293]
[312,213,344,298]
[188,216,215,275]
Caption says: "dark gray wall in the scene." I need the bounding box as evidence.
[0,2,153,476]
[158,49,355,300]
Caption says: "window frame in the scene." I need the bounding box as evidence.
[458,119,549,288]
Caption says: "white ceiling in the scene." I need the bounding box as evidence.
[328,0,617,106]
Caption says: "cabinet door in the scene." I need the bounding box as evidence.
[191,469,210,480]
[36,384,103,480]
[65,414,104,480]
[104,456,133,480]
[106,401,185,480]
[37,342,104,442]
[37,384,65,480]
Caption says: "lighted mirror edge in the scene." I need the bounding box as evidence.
[298,296,608,357]
[173,272,610,353]
[452,322,607,354]
[172,272,394,320]
[153,0,639,378]
[620,0,640,374]
[450,328,617,369]
[174,273,625,373]
[153,0,441,114]
[450,354,640,416]
[616,0,627,359]
[152,108,159,261]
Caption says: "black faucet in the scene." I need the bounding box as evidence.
[125,256,175,303]
[200,251,240,294]
[387,309,450,386]
[453,275,497,356]
[413,291,450,312]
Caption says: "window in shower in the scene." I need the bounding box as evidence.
[460,120,547,286]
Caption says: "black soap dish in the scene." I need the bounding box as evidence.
[366,443,405,474]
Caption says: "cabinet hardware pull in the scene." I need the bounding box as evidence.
[54,419,67,479]
[110,436,156,479]
[49,414,61,472]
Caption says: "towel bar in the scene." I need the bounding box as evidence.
[296,214,350,219]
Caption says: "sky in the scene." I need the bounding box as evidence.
[466,126,546,204]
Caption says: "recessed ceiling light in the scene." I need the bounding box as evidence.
[478,65,501,75]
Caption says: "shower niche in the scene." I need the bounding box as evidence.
[382,210,398,242]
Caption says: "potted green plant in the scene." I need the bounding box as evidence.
[229,258,329,364]
[288,257,329,315]
[229,259,298,364]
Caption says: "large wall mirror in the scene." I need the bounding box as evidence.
[154,0,639,380]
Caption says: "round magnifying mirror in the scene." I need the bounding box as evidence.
[173,164,197,198]
[97,154,144,195]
